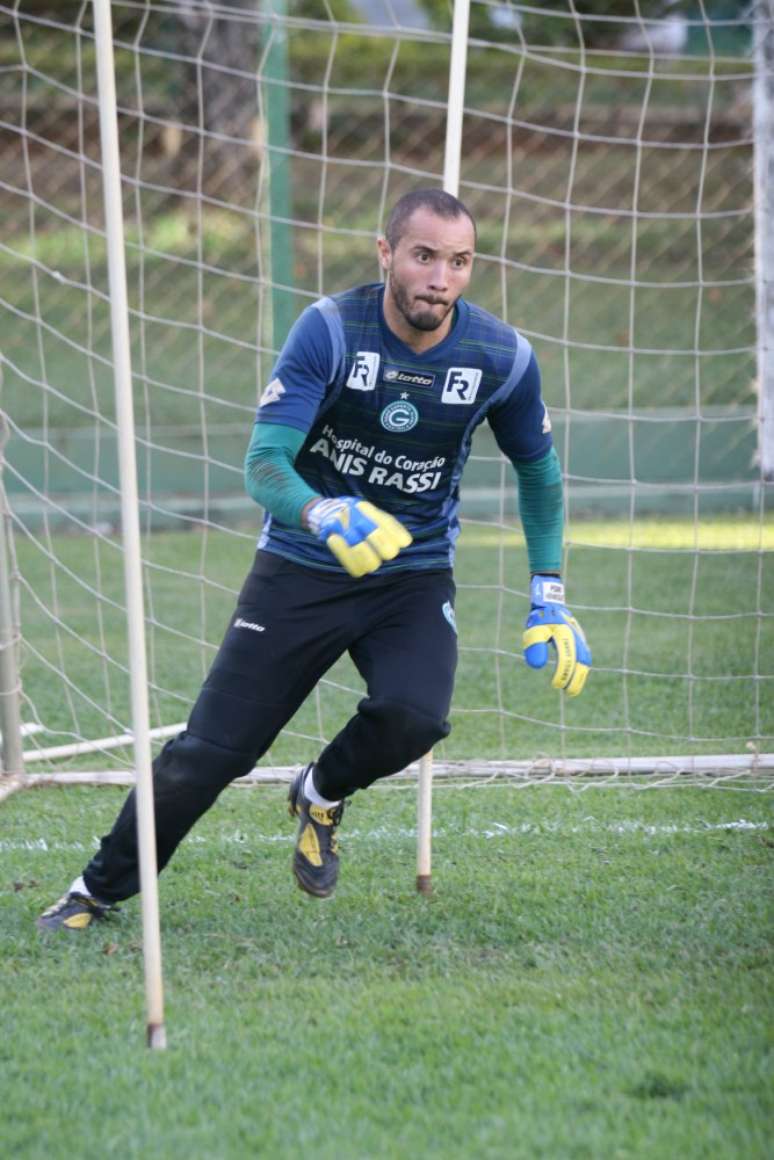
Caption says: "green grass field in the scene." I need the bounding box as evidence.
[2,17,769,1155]
[13,519,774,773]
[1,781,772,1158]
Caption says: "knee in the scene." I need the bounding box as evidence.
[365,697,449,760]
[154,730,255,794]
[316,696,451,796]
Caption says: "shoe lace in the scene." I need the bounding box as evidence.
[324,801,344,855]
[72,891,115,915]
[40,893,69,918]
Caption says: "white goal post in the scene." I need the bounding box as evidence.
[0,0,772,805]
[91,0,165,1050]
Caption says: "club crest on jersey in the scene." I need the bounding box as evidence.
[380,400,419,432]
[347,352,380,390]
[442,367,482,405]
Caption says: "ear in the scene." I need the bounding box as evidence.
[376,236,391,272]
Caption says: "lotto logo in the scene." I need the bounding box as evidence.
[234,616,265,633]
[384,368,435,387]
[441,367,482,404]
[347,352,380,390]
[259,378,285,407]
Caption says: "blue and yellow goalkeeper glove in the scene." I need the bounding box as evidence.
[306,497,412,577]
[523,574,591,697]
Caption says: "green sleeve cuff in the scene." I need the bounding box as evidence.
[513,446,564,575]
[244,422,319,528]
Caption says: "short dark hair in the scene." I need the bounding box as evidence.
[384,188,477,250]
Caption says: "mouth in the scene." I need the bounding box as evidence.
[417,296,448,307]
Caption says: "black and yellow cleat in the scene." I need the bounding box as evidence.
[36,891,116,932]
[288,765,345,899]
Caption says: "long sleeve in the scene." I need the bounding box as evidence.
[513,446,564,575]
[244,421,318,527]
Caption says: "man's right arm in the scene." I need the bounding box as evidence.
[244,303,412,574]
[244,301,335,526]
[244,420,318,527]
[244,421,412,575]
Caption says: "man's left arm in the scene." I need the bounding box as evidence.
[489,351,592,696]
[514,452,591,697]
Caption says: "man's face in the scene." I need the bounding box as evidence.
[378,207,475,338]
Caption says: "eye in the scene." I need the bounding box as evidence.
[416,251,431,263]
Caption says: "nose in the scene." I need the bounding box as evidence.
[427,260,448,290]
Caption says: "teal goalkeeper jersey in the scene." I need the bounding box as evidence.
[254,282,553,572]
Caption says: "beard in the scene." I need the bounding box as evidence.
[389,274,454,332]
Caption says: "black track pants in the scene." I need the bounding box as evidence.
[83,551,457,901]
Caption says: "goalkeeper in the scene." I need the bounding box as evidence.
[38,188,591,930]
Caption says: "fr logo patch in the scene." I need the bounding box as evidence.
[441,367,482,405]
[347,352,380,390]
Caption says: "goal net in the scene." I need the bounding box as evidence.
[1,0,772,788]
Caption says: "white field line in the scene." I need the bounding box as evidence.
[0,817,768,855]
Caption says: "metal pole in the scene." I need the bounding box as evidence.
[0,411,24,778]
[442,0,471,198]
[416,0,472,893]
[416,753,433,894]
[93,0,166,1050]
[754,0,774,480]
[266,0,294,352]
